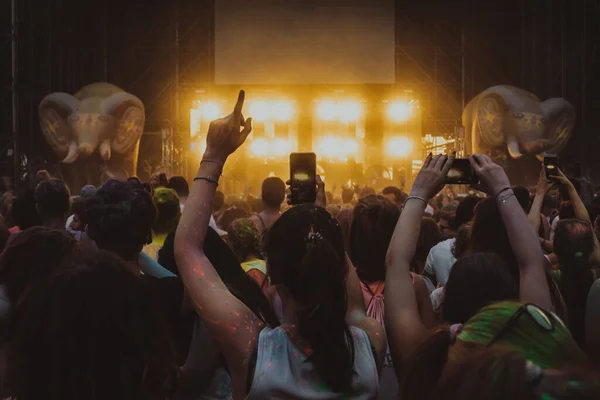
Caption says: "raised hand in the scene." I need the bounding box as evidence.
[468,154,511,197]
[549,168,573,188]
[204,90,252,163]
[536,167,554,195]
[410,153,455,200]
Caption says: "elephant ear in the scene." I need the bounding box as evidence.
[475,93,508,150]
[102,92,145,155]
[540,98,575,155]
[39,93,79,159]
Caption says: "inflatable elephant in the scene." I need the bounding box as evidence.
[462,85,575,158]
[39,83,144,190]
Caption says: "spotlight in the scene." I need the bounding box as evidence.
[316,101,339,121]
[388,102,413,122]
[315,136,359,161]
[386,137,413,158]
[339,101,362,122]
[271,138,292,157]
[249,101,270,121]
[201,103,222,120]
[271,101,294,121]
[249,138,269,157]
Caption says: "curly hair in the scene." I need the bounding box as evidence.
[227,218,262,263]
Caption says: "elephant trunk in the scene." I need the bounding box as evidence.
[77,130,101,157]
[520,139,553,155]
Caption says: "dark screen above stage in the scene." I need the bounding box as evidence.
[215,0,395,85]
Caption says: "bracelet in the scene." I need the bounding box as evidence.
[201,159,224,167]
[193,176,219,186]
[494,187,512,198]
[497,192,515,205]
[404,196,427,207]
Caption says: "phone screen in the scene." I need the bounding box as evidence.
[290,153,317,205]
[544,156,559,178]
[444,159,478,185]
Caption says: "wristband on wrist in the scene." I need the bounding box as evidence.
[193,175,219,186]
[497,191,515,205]
[201,159,224,167]
[404,196,427,207]
[494,186,512,198]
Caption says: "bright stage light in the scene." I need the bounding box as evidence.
[271,138,292,157]
[201,103,222,120]
[316,136,360,161]
[272,101,294,121]
[249,138,269,157]
[339,101,362,122]
[388,102,413,122]
[317,101,362,122]
[317,101,339,121]
[250,101,270,121]
[386,137,413,158]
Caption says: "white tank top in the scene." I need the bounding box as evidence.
[245,326,379,400]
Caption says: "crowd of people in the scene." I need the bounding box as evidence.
[0,90,597,399]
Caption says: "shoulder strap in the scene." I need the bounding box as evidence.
[255,213,267,231]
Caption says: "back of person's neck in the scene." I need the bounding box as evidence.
[42,218,67,231]
[262,206,281,214]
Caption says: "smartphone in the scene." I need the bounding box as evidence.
[444,158,478,185]
[290,152,317,205]
[544,155,559,180]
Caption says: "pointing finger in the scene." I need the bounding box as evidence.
[233,90,245,116]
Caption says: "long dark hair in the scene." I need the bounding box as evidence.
[5,251,176,400]
[349,195,399,283]
[553,219,595,349]
[158,228,279,328]
[443,253,518,324]
[266,205,354,393]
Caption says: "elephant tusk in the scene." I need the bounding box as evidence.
[62,141,79,164]
[507,137,522,159]
[99,139,111,161]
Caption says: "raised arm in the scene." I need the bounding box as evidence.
[528,168,553,236]
[553,169,600,267]
[174,91,261,387]
[469,155,551,310]
[385,153,454,367]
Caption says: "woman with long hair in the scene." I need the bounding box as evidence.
[349,194,434,398]
[175,91,385,399]
[385,153,555,386]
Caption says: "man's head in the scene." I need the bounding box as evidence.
[168,176,189,199]
[382,186,407,207]
[438,204,457,236]
[79,185,97,199]
[261,177,285,210]
[342,188,354,205]
[34,179,71,224]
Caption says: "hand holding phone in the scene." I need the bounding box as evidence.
[543,155,559,181]
[444,158,479,185]
[290,153,317,205]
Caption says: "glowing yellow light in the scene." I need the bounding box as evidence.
[386,137,413,158]
[316,101,338,121]
[202,103,222,120]
[249,138,269,157]
[272,101,294,121]
[315,136,360,161]
[388,102,413,122]
[271,138,291,157]
[339,101,362,122]
[190,109,202,136]
[293,172,310,181]
[250,101,271,121]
